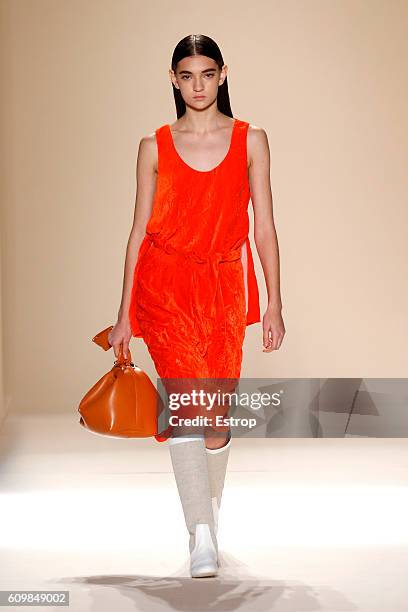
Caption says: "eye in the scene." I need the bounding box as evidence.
[181,75,191,80]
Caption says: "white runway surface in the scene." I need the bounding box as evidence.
[0,411,407,611]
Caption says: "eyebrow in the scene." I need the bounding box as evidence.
[178,68,217,75]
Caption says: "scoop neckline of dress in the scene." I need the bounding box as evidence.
[166,118,237,174]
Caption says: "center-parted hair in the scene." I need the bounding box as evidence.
[171,34,233,119]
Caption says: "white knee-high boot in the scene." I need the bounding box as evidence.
[205,429,232,538]
[168,435,219,578]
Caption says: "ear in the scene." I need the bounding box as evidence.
[169,68,179,90]
[219,64,228,86]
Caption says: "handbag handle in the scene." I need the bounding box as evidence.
[114,342,133,367]
[92,325,133,365]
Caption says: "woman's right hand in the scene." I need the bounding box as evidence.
[108,318,132,359]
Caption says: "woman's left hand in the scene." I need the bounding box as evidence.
[262,306,285,352]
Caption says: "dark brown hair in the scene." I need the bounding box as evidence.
[171,34,233,119]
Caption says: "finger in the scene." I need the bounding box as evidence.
[269,330,278,350]
[122,342,129,358]
[276,330,285,350]
[263,328,275,352]
[263,327,271,349]
[263,331,274,350]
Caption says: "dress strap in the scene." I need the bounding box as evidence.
[229,119,249,169]
[154,124,172,173]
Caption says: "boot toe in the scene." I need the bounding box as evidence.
[190,523,219,578]
[191,560,218,578]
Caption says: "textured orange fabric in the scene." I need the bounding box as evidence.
[128,118,261,384]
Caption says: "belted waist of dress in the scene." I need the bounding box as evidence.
[149,234,241,265]
[148,233,243,346]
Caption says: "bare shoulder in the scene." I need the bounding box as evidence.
[247,123,269,148]
[138,130,158,156]
[247,123,269,167]
[137,130,158,171]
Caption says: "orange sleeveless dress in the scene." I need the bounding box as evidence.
[128,117,260,385]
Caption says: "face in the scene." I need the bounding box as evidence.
[169,55,227,110]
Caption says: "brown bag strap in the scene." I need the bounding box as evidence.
[114,343,133,367]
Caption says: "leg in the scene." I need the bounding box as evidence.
[168,434,219,577]
[205,429,232,539]
[201,260,245,547]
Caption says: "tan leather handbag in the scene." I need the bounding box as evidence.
[78,325,164,439]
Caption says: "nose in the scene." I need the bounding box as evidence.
[193,78,204,92]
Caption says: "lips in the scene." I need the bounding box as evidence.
[193,96,206,99]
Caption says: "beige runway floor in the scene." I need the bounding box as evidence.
[0,411,407,611]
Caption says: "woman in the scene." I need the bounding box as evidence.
[109,34,285,577]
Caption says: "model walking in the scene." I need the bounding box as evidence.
[109,34,285,577]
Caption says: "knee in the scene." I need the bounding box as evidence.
[204,430,230,451]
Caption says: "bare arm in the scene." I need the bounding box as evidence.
[247,125,285,352]
[109,131,158,357]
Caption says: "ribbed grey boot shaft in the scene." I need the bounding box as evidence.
[168,438,218,556]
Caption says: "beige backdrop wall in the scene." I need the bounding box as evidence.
[1,0,407,418]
